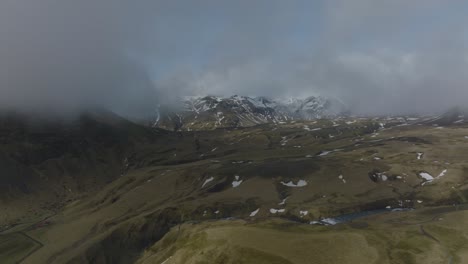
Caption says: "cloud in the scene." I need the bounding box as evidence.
[0,0,466,116]
[0,0,158,117]
[182,1,468,115]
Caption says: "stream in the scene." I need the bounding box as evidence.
[311,208,413,225]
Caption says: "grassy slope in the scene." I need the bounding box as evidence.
[2,116,468,263]
[137,208,468,264]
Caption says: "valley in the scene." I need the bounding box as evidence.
[1,111,468,263]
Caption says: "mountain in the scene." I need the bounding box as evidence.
[276,96,349,120]
[152,95,349,131]
[0,110,165,225]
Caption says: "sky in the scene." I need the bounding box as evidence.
[0,0,467,116]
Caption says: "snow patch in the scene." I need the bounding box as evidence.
[300,210,309,216]
[438,169,447,178]
[280,136,291,146]
[232,175,243,188]
[202,177,214,188]
[419,169,447,185]
[270,208,286,214]
[280,180,308,187]
[338,175,346,183]
[250,208,260,217]
[278,197,288,205]
[370,171,389,182]
[318,151,332,156]
[318,149,343,157]
[320,218,338,225]
[419,172,434,181]
[417,152,423,160]
[420,170,448,185]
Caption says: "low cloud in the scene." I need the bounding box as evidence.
[0,0,466,116]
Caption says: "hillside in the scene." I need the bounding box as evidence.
[2,112,468,263]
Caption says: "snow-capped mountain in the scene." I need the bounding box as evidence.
[275,96,349,120]
[152,95,349,131]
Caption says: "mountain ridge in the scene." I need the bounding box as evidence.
[152,95,349,131]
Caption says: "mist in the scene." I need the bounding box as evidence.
[1,0,467,117]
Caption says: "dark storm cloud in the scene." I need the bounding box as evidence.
[1,0,467,116]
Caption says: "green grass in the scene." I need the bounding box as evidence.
[5,118,468,263]
[0,233,41,264]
